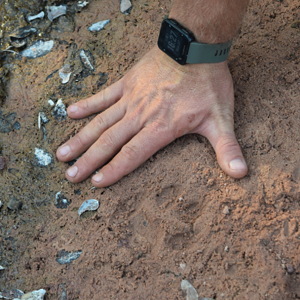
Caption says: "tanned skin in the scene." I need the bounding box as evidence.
[57,0,250,187]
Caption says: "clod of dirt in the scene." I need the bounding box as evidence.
[291,20,300,29]
[8,197,23,210]
[54,191,71,209]
[223,206,230,215]
[181,280,199,300]
[56,250,82,265]
[286,264,295,275]
[88,20,110,32]
[78,199,99,216]
[120,0,132,15]
[0,156,5,170]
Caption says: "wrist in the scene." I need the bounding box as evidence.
[169,0,249,44]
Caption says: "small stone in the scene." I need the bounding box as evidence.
[56,250,82,264]
[181,280,199,300]
[0,200,3,208]
[286,264,295,275]
[52,99,67,121]
[78,199,99,216]
[180,263,186,270]
[224,246,229,252]
[55,192,71,209]
[48,99,55,106]
[0,265,4,270]
[88,20,110,32]
[179,197,184,201]
[8,197,23,210]
[35,148,53,166]
[21,289,46,300]
[13,121,21,130]
[120,0,132,15]
[223,206,230,215]
[0,156,5,170]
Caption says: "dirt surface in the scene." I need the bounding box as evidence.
[1,0,300,299]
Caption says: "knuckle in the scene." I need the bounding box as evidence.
[94,114,107,129]
[217,136,240,154]
[73,133,85,148]
[121,144,139,161]
[99,132,116,151]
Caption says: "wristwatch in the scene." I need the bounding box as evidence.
[158,18,232,65]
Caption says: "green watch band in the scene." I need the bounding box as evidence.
[187,40,233,64]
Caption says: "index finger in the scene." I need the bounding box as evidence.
[67,79,124,119]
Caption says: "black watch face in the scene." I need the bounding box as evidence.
[158,19,194,65]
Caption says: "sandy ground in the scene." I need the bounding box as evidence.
[1,0,300,299]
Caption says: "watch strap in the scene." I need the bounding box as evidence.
[186,40,232,64]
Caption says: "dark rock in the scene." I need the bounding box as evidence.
[55,191,71,209]
[8,198,23,210]
[0,156,5,170]
[286,264,295,275]
[13,121,21,130]
[56,249,82,264]
[0,117,12,133]
[74,189,81,195]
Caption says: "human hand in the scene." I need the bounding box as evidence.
[56,46,247,187]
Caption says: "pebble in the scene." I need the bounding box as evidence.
[88,20,110,32]
[224,246,229,252]
[120,0,132,14]
[0,265,4,270]
[8,197,23,210]
[55,191,71,209]
[79,50,94,70]
[0,200,3,208]
[47,5,67,22]
[181,280,199,300]
[0,289,24,299]
[180,263,186,270]
[286,264,295,275]
[48,99,55,106]
[35,148,52,166]
[21,40,55,59]
[56,250,82,264]
[78,199,99,216]
[27,11,45,22]
[13,121,21,130]
[223,206,230,215]
[52,99,67,121]
[59,64,72,84]
[0,156,5,170]
[39,112,49,124]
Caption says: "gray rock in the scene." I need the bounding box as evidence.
[52,99,67,121]
[8,198,23,210]
[55,191,71,209]
[78,199,99,216]
[21,40,55,59]
[88,20,110,32]
[34,148,53,166]
[13,121,21,130]
[56,250,82,264]
[47,5,67,22]
[181,280,198,300]
[120,0,132,14]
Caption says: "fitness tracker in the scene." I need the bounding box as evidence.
[158,18,232,65]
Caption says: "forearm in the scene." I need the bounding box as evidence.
[169,0,249,44]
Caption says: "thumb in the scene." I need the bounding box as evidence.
[201,121,248,178]
[213,132,248,178]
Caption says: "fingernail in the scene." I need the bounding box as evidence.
[93,172,103,183]
[229,159,246,171]
[69,105,78,113]
[67,166,78,178]
[59,145,70,156]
